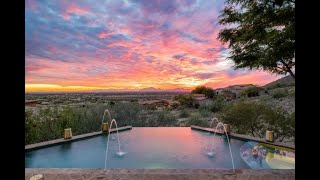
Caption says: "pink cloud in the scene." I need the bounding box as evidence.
[66,4,90,15]
[98,33,109,38]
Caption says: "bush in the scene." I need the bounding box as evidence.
[199,98,225,113]
[198,109,212,118]
[272,89,288,99]
[148,110,176,126]
[159,111,176,126]
[240,86,262,97]
[179,109,190,118]
[72,104,107,135]
[209,100,225,112]
[213,95,225,101]
[173,94,194,107]
[186,114,209,127]
[25,109,38,144]
[108,103,145,127]
[288,88,295,97]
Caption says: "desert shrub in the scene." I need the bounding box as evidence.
[220,102,294,141]
[72,104,107,135]
[148,110,176,126]
[257,95,272,101]
[237,96,247,101]
[173,94,194,107]
[186,114,209,127]
[179,109,190,118]
[25,109,38,144]
[267,83,283,90]
[130,99,138,103]
[199,98,225,113]
[199,109,212,118]
[209,100,225,112]
[288,112,295,143]
[240,86,262,97]
[59,106,74,130]
[107,103,145,127]
[37,106,72,141]
[288,88,295,97]
[194,103,200,109]
[272,89,288,99]
[213,95,225,101]
[199,102,210,110]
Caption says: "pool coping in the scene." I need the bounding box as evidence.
[25,168,295,179]
[25,126,132,151]
[191,125,295,150]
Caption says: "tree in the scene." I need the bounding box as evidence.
[191,86,207,94]
[218,0,295,79]
[191,86,215,98]
[220,102,267,137]
[220,101,294,141]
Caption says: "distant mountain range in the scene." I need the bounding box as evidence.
[26,87,191,94]
[139,87,190,92]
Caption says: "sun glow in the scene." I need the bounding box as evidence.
[25,84,104,92]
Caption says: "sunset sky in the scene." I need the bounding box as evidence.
[25,0,281,92]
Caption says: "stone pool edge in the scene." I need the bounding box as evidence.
[25,168,295,179]
[25,126,132,152]
[191,125,295,150]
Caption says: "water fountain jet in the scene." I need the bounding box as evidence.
[208,117,220,135]
[207,121,235,174]
[104,119,126,169]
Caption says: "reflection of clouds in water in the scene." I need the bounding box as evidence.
[240,142,271,169]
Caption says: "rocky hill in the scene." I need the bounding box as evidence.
[263,75,295,89]
[231,76,295,114]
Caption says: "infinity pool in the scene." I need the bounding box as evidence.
[25,127,294,169]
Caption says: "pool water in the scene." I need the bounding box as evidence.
[240,141,295,169]
[25,127,289,169]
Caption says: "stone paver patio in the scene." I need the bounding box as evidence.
[25,168,295,180]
